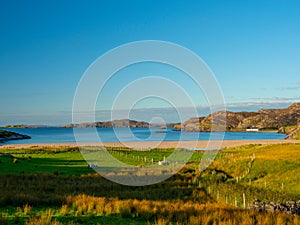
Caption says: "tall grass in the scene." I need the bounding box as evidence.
[7,195,300,225]
[0,172,211,207]
[62,195,300,224]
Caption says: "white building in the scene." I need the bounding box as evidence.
[246,127,259,132]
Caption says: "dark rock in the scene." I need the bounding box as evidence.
[0,130,31,143]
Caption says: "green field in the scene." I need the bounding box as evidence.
[1,144,300,224]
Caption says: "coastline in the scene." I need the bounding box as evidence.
[0,130,31,144]
[1,139,300,149]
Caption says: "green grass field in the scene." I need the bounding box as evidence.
[0,147,88,176]
[1,144,300,224]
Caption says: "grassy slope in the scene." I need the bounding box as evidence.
[0,147,89,176]
[1,144,300,224]
[294,133,300,140]
[0,147,203,176]
[213,144,300,194]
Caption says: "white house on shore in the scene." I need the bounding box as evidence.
[246,127,259,132]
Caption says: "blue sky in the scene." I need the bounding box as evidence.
[0,0,300,125]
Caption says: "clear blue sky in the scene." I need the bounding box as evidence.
[0,0,300,125]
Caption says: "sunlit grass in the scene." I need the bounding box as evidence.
[1,143,300,224]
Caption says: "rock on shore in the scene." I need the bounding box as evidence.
[283,124,300,140]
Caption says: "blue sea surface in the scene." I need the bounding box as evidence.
[2,127,286,144]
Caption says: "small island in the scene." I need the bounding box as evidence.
[62,119,150,128]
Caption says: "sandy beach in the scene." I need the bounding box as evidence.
[1,139,300,149]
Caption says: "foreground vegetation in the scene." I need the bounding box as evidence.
[1,143,300,224]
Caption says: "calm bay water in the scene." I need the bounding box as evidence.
[2,127,286,144]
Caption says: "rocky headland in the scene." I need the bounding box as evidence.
[0,130,31,143]
[174,103,300,139]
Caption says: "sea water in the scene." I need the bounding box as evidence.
[2,127,286,144]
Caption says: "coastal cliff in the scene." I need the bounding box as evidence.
[176,103,300,136]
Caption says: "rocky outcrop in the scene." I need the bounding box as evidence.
[284,124,300,140]
[62,119,150,128]
[249,199,300,215]
[176,103,300,132]
[172,123,182,131]
[181,117,205,132]
[238,103,300,129]
[178,111,260,132]
[0,130,31,143]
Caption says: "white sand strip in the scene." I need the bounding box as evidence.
[1,139,300,149]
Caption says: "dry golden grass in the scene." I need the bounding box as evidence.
[61,194,300,225]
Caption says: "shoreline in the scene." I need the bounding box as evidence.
[1,139,300,149]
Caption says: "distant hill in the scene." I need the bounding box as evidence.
[175,103,300,138]
[62,119,150,128]
[2,125,50,128]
